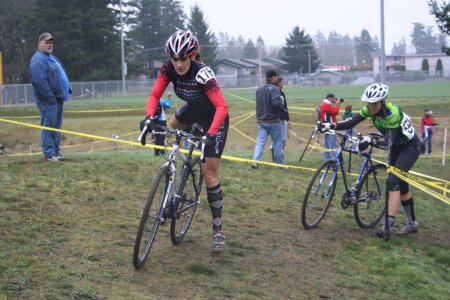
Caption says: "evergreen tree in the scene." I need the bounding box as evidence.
[227,37,241,59]
[313,31,327,45]
[324,31,353,66]
[187,5,219,71]
[428,0,450,54]
[29,0,121,81]
[160,0,186,38]
[256,36,267,58]
[410,22,441,53]
[242,39,257,59]
[0,0,35,83]
[354,29,377,65]
[129,0,165,78]
[217,31,230,59]
[391,38,407,56]
[280,26,320,74]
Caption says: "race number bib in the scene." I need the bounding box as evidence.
[400,112,415,140]
[196,67,216,84]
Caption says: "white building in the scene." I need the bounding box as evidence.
[373,53,450,77]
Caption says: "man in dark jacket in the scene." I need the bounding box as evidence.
[30,32,70,161]
[251,69,285,168]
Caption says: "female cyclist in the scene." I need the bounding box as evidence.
[142,30,229,253]
[320,83,421,238]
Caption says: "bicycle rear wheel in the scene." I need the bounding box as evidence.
[170,157,203,245]
[354,163,387,228]
[133,164,170,269]
[301,160,338,229]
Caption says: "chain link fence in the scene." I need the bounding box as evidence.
[0,71,446,106]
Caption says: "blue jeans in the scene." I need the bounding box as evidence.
[36,100,64,158]
[253,122,284,164]
[323,132,337,161]
[270,120,288,151]
[280,120,288,147]
[423,132,433,154]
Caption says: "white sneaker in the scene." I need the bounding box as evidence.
[45,156,60,162]
[212,231,225,254]
[396,221,419,237]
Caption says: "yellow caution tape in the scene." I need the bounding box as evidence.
[1,117,448,204]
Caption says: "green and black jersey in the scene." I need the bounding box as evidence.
[336,102,418,148]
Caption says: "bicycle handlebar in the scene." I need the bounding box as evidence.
[321,129,385,155]
[138,119,152,145]
[138,123,206,159]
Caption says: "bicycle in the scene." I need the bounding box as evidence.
[301,129,387,230]
[133,121,206,269]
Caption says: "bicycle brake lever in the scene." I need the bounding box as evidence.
[138,125,148,145]
[200,136,206,163]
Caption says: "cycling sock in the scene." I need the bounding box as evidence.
[207,183,223,231]
[401,197,416,223]
[387,215,396,228]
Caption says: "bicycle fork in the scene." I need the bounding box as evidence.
[158,163,177,223]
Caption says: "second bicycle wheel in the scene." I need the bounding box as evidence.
[133,164,170,269]
[301,160,338,229]
[354,163,387,228]
[170,157,203,245]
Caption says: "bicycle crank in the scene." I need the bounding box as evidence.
[340,192,352,209]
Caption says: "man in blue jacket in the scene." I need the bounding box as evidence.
[251,69,285,168]
[30,32,70,161]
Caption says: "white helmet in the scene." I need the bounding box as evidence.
[165,30,198,59]
[361,83,389,103]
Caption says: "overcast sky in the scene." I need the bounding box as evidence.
[181,0,440,52]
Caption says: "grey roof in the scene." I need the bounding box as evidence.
[219,59,256,68]
[262,58,287,66]
[241,59,273,67]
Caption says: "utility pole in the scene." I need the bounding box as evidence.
[120,0,127,96]
[308,50,311,74]
[380,0,386,83]
[259,44,262,86]
[0,51,3,106]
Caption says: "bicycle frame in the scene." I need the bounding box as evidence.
[302,129,387,230]
[155,131,198,218]
[322,131,380,205]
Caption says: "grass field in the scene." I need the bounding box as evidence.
[1,82,450,299]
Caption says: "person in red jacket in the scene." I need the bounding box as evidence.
[420,108,437,154]
[319,93,342,160]
[141,30,229,254]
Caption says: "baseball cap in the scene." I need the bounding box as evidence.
[326,93,335,98]
[265,69,279,78]
[39,32,54,42]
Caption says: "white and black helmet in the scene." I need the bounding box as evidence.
[165,30,198,59]
[361,83,389,103]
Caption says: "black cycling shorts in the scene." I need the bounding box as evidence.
[388,138,421,194]
[175,104,229,158]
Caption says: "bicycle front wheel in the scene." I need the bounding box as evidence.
[170,157,203,245]
[133,164,170,269]
[301,160,338,229]
[354,163,387,228]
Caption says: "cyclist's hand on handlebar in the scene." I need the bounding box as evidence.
[139,117,155,132]
[138,117,155,145]
[357,135,373,152]
[318,122,334,133]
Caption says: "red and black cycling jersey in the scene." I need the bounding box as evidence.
[146,59,228,135]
